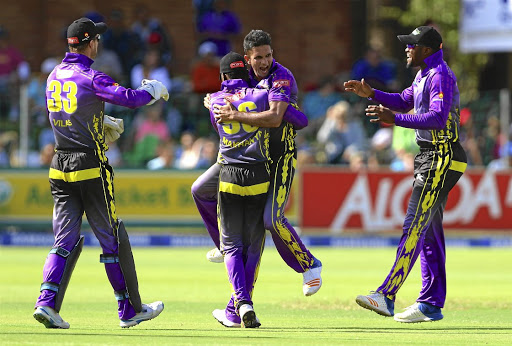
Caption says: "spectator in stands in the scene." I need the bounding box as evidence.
[195,137,218,169]
[27,57,58,127]
[191,41,220,94]
[480,115,501,166]
[459,107,482,166]
[316,100,367,164]
[92,40,123,83]
[0,131,17,167]
[130,48,172,92]
[39,143,55,168]
[134,102,170,144]
[389,115,417,172]
[351,46,397,92]
[102,8,143,80]
[147,140,176,170]
[105,141,123,168]
[367,127,394,168]
[196,0,241,56]
[0,25,30,122]
[131,4,173,65]
[123,103,169,167]
[174,131,201,169]
[301,75,343,136]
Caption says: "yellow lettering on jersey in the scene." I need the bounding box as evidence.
[52,119,73,127]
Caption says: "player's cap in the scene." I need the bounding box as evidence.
[67,17,107,47]
[397,26,442,50]
[220,51,247,74]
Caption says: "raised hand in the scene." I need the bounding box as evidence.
[343,78,375,98]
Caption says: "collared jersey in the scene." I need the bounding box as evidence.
[210,79,270,165]
[373,50,460,146]
[249,59,298,105]
[47,52,151,154]
[249,59,299,152]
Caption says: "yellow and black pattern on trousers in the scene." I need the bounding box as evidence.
[49,117,118,238]
[380,141,466,299]
[268,122,312,270]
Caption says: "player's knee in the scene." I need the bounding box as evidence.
[191,180,202,198]
[263,215,284,232]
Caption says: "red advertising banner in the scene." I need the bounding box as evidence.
[300,168,512,232]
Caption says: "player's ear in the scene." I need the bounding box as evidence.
[244,55,250,63]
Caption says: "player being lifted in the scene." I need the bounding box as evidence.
[191,30,322,296]
[33,17,168,329]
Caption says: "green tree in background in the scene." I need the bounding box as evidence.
[381,0,488,104]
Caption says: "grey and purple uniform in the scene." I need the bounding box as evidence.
[371,49,467,307]
[35,52,151,320]
[212,79,271,322]
[191,59,315,274]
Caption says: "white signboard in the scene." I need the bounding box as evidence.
[460,0,512,52]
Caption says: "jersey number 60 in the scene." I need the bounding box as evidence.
[222,101,259,134]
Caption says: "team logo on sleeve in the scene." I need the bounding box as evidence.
[273,79,290,88]
[439,92,444,99]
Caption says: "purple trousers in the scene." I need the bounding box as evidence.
[218,164,268,319]
[35,152,136,320]
[377,142,466,308]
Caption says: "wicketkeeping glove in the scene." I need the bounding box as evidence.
[138,79,170,105]
[104,115,124,143]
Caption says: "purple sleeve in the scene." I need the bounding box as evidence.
[93,72,152,109]
[395,73,453,130]
[268,68,293,103]
[283,104,308,130]
[372,87,414,113]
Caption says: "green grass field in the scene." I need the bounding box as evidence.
[1,246,511,345]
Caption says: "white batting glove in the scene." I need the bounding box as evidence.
[138,79,169,105]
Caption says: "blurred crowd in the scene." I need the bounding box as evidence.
[0,2,509,172]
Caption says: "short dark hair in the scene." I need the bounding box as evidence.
[69,41,90,53]
[243,30,272,53]
[223,69,250,83]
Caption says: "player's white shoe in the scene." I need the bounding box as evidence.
[356,291,394,317]
[33,306,70,329]
[212,309,241,328]
[206,247,224,263]
[119,301,164,328]
[394,302,443,323]
[239,304,261,328]
[302,257,322,296]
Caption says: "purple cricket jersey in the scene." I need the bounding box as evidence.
[210,79,270,164]
[372,50,460,146]
[249,59,299,105]
[47,52,151,152]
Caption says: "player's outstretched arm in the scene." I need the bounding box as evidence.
[343,78,375,98]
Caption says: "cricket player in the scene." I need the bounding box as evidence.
[192,30,322,296]
[210,51,272,328]
[344,26,467,322]
[33,17,168,329]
